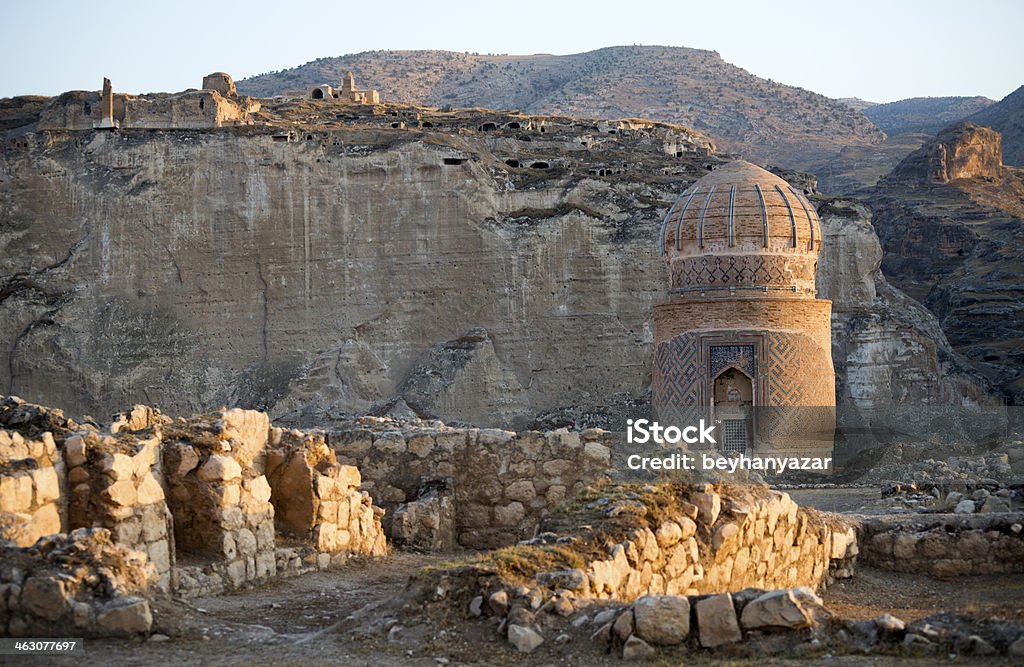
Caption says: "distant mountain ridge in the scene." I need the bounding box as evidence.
[237,46,883,171]
[968,85,1024,166]
[863,96,995,135]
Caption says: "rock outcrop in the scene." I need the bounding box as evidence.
[883,122,1002,186]
[866,124,1024,402]
[968,84,1024,166]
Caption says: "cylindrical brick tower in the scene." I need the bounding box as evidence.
[653,160,835,456]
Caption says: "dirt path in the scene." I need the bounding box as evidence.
[824,566,1024,624]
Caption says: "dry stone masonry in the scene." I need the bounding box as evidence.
[420,484,858,615]
[858,512,1024,578]
[332,417,614,549]
[0,429,63,548]
[65,430,173,590]
[0,396,387,616]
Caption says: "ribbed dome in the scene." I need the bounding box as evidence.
[658,161,823,299]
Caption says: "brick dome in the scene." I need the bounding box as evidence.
[658,160,822,299]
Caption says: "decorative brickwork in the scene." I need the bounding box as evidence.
[653,161,835,455]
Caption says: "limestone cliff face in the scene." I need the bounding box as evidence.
[1,128,669,426]
[818,199,989,404]
[0,125,991,428]
[884,122,1002,186]
[817,199,993,446]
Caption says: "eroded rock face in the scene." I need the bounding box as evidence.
[386,328,529,428]
[866,126,1024,403]
[884,122,1002,186]
[0,128,680,428]
[817,198,994,447]
[0,119,999,429]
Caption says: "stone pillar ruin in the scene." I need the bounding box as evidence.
[63,431,174,590]
[94,77,116,129]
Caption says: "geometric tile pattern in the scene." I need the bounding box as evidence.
[670,254,815,290]
[653,329,834,440]
[709,344,755,381]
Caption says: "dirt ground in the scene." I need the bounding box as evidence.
[3,487,1022,666]
[2,554,1018,666]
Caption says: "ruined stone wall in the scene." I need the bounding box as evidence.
[265,429,387,556]
[163,446,276,595]
[559,487,856,601]
[858,513,1024,578]
[63,431,173,590]
[1,398,387,601]
[0,430,63,546]
[122,91,252,129]
[424,485,858,608]
[331,421,613,549]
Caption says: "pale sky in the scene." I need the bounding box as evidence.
[2,0,1021,103]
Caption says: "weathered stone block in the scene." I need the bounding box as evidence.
[249,475,272,503]
[693,491,721,526]
[104,479,137,507]
[64,435,87,467]
[198,455,242,482]
[30,466,60,504]
[494,501,526,527]
[96,597,152,636]
[739,587,823,630]
[30,503,62,538]
[21,576,68,621]
[507,623,544,653]
[336,465,361,490]
[633,595,690,645]
[374,432,407,453]
[505,480,536,503]
[100,453,134,481]
[696,593,742,647]
[407,433,434,458]
[135,473,165,505]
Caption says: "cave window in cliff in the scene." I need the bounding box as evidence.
[479,122,497,132]
[505,159,520,168]
[312,88,324,99]
[506,122,521,129]
[530,161,549,170]
[443,157,467,166]
[421,121,434,128]
[306,134,313,141]
[516,134,532,142]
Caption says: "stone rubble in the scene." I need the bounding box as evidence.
[0,528,158,637]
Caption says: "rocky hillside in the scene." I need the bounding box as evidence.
[867,123,1024,402]
[968,85,1024,166]
[0,96,990,429]
[819,97,997,195]
[862,96,994,135]
[237,46,883,172]
[837,98,878,113]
